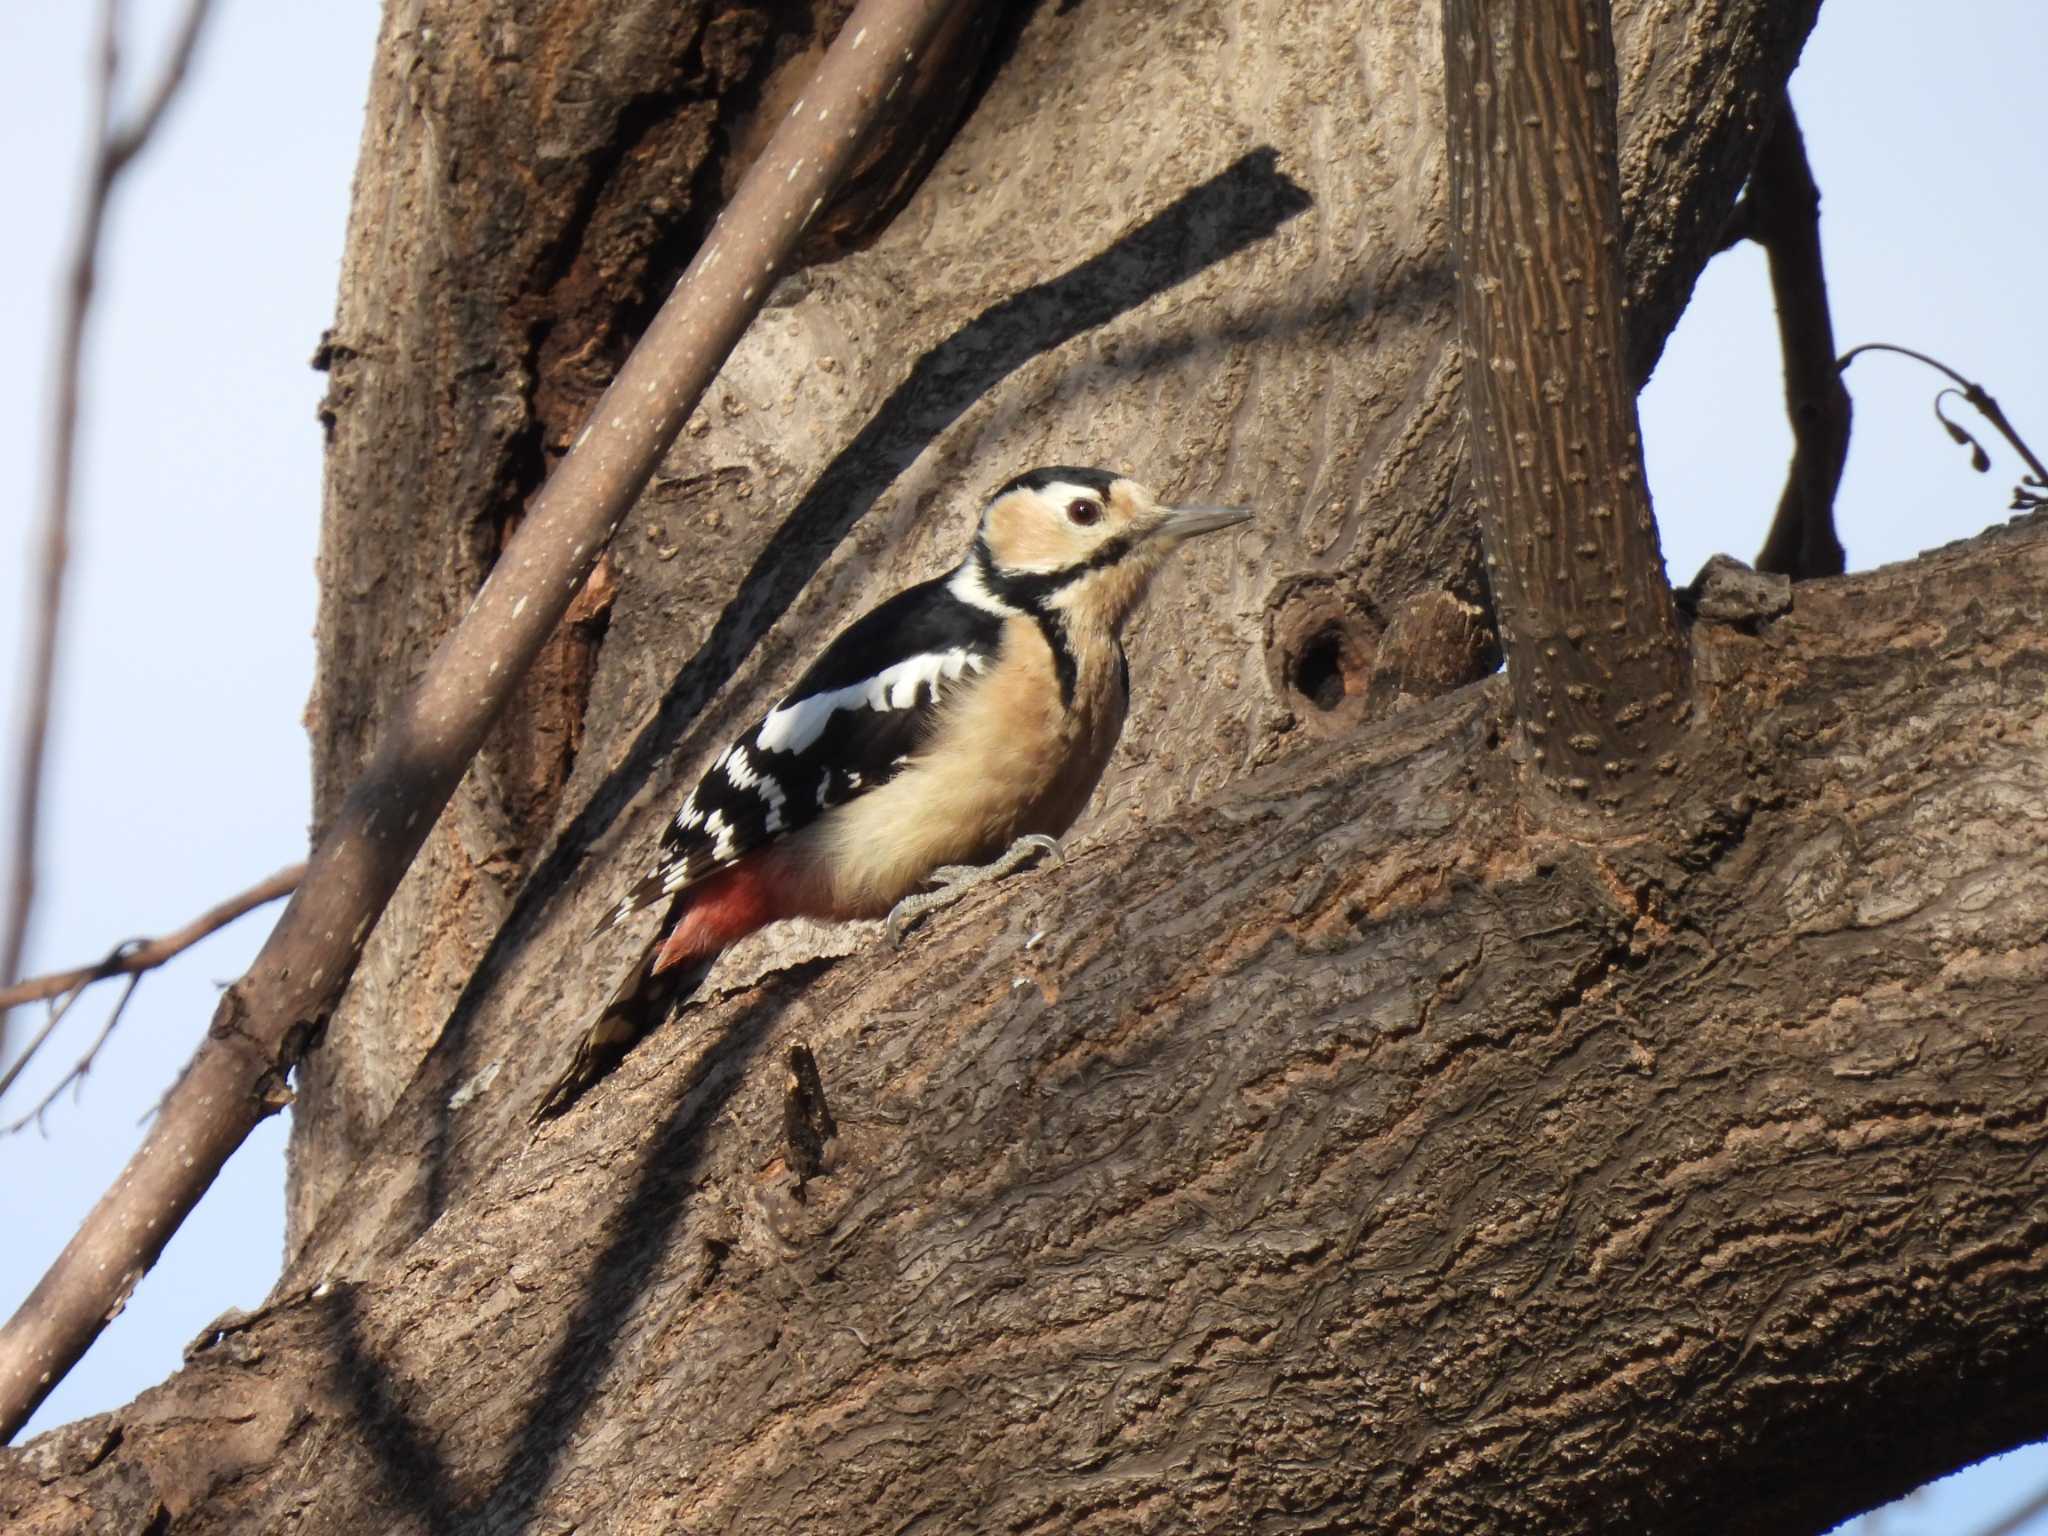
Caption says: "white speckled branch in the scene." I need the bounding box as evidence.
[0,0,963,1443]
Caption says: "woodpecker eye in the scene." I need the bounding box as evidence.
[1066,498,1102,526]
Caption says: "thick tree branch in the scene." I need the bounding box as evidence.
[2,0,214,1066]
[0,0,964,1443]
[286,0,1815,1251]
[5,508,2046,1531]
[1443,0,1689,801]
[1744,94,1851,580]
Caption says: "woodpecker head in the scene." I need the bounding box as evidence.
[952,466,1251,633]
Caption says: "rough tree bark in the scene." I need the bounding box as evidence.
[14,0,2046,1532]
[289,0,1815,1250]
[10,509,2048,1533]
[1444,0,1689,799]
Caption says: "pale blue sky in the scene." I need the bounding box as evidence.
[0,0,369,1443]
[1,2,2043,1528]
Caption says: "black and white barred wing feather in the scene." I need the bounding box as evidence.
[598,575,1004,929]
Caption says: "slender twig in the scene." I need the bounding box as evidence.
[1,0,216,1066]
[103,0,213,176]
[0,986,100,1110]
[1839,342,2048,504]
[3,2,114,1091]
[0,863,301,1104]
[1739,93,1850,580]
[0,862,301,1016]
[0,0,965,1444]
[4,974,146,1138]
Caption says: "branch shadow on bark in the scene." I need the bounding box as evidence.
[324,1283,463,1534]
[330,975,813,1533]
[385,147,1314,1229]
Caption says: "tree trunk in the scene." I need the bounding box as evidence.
[9,501,2048,1532]
[1444,0,1690,799]
[288,0,1816,1254]
[30,2,2048,1533]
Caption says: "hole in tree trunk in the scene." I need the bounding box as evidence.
[1266,578,1381,737]
[1293,627,1350,711]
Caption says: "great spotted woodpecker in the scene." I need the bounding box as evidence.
[534,467,1250,1118]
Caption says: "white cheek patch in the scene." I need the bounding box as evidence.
[756,648,986,756]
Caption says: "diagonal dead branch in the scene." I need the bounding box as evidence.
[0,862,301,1104]
[0,0,969,1444]
[1742,92,1851,580]
[2,0,216,1065]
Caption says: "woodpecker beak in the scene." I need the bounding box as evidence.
[1155,504,1253,544]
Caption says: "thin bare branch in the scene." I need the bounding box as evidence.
[0,862,301,1017]
[0,985,100,1112]
[0,0,967,1444]
[4,973,145,1139]
[3,1,115,1093]
[2,0,217,1067]
[103,0,213,177]
[0,863,301,1105]
[1743,93,1851,580]
[1839,342,2048,504]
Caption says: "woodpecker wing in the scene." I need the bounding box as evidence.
[599,573,1005,928]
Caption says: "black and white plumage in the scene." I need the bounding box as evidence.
[536,466,1249,1120]
[598,570,1008,930]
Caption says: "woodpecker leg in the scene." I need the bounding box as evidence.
[885,834,1061,948]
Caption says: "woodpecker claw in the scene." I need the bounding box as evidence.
[885,834,1061,947]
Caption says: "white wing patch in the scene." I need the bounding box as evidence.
[721,744,761,789]
[756,648,986,756]
[702,807,738,864]
[717,743,787,834]
[607,580,1002,929]
[757,763,789,833]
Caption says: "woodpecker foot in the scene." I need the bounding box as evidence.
[885,834,1061,947]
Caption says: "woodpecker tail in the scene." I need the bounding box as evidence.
[530,930,713,1123]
